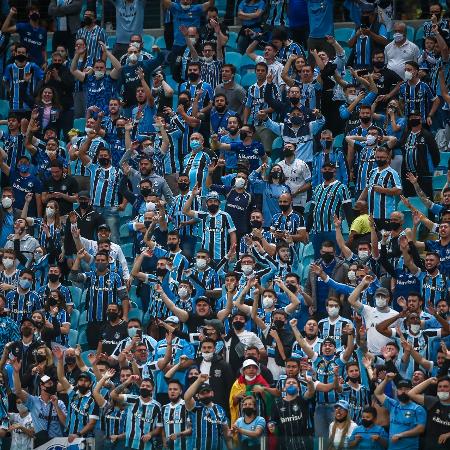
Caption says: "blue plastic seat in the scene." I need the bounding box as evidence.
[240,72,256,88]
[119,223,130,238]
[304,242,315,258]
[107,35,116,49]
[239,54,256,75]
[81,350,93,366]
[397,196,428,215]
[333,133,344,149]
[225,51,242,69]
[155,36,166,50]
[128,308,143,322]
[438,152,450,171]
[70,309,80,327]
[143,35,155,50]
[415,27,425,43]
[0,100,9,119]
[73,118,86,131]
[122,243,133,259]
[433,174,447,192]
[68,285,83,308]
[226,32,239,51]
[78,310,88,329]
[68,329,78,347]
[335,27,354,44]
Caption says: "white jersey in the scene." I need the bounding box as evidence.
[8,412,34,449]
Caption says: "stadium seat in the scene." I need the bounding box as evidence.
[70,309,80,327]
[397,196,428,215]
[406,25,416,42]
[304,242,315,258]
[119,223,130,240]
[78,330,88,350]
[437,152,450,171]
[107,35,116,49]
[128,308,144,322]
[73,118,86,131]
[225,51,242,69]
[122,243,133,259]
[68,329,78,347]
[240,72,256,88]
[415,27,425,44]
[226,32,239,51]
[119,203,133,218]
[81,350,93,366]
[78,310,88,329]
[333,133,344,149]
[0,100,9,119]
[68,285,83,308]
[335,27,354,44]
[143,35,155,50]
[239,54,256,75]
[155,36,166,50]
[46,38,53,53]
[301,264,310,284]
[433,174,447,192]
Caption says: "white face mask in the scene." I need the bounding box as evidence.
[17,404,28,414]
[146,201,156,212]
[404,70,413,81]
[375,296,387,308]
[358,250,370,261]
[410,323,421,334]
[1,197,12,209]
[201,352,214,362]
[46,150,57,158]
[2,258,14,269]
[327,306,339,318]
[393,32,404,43]
[262,296,274,309]
[94,70,104,80]
[178,287,189,299]
[347,270,356,282]
[128,53,138,64]
[234,177,246,189]
[181,3,191,9]
[46,207,55,218]
[348,94,357,103]
[70,136,79,145]
[245,374,256,381]
[196,258,207,270]
[203,56,213,63]
[85,127,93,134]
[241,264,253,275]
[189,37,196,45]
[153,124,161,131]
[437,391,450,401]
[366,135,377,146]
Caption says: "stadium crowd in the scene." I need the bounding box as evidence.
[0,0,450,449]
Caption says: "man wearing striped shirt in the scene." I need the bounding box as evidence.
[76,9,107,61]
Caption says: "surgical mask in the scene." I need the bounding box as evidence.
[17,404,28,414]
[358,250,370,261]
[366,135,377,146]
[203,56,213,63]
[128,327,139,338]
[286,385,298,396]
[393,32,404,42]
[348,94,358,103]
[245,374,256,381]
[241,264,253,275]
[46,150,57,158]
[94,71,104,80]
[181,3,191,9]
[190,139,201,150]
[437,391,450,401]
[18,164,29,173]
[178,287,189,298]
[2,197,12,209]
[85,127,94,134]
[19,279,32,290]
[234,177,246,189]
[207,204,219,214]
[128,53,138,64]
[262,297,274,309]
[146,201,156,211]
[201,352,214,362]
[189,37,196,44]
[404,70,413,81]
[95,262,109,272]
[375,296,387,308]
[348,270,356,282]
[327,306,339,318]
[410,324,421,334]
[2,258,14,269]
[46,207,55,218]
[196,258,207,270]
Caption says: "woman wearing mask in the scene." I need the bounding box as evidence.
[34,86,61,138]
[232,395,266,449]
[249,163,291,227]
[22,195,63,265]
[22,342,57,395]
[329,400,358,449]
[28,246,49,290]
[372,99,406,174]
[44,290,70,347]
[7,397,35,448]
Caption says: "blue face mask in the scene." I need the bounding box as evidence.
[19,278,32,290]
[18,164,29,173]
[286,385,298,396]
[190,139,201,150]
[128,327,139,338]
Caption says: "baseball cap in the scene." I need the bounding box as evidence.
[196,296,211,305]
[77,373,92,382]
[397,379,412,389]
[322,161,336,169]
[97,224,111,231]
[78,190,90,199]
[240,359,260,374]
[408,109,421,117]
[197,383,213,393]
[335,399,350,410]
[375,287,390,297]
[206,191,220,202]
[165,316,180,324]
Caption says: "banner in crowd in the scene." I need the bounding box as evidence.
[35,437,85,450]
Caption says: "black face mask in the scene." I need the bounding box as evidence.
[360,117,371,124]
[286,283,297,293]
[283,149,295,157]
[199,396,213,405]
[34,321,44,329]
[48,273,59,283]
[348,376,360,383]
[98,157,110,167]
[140,388,152,398]
[178,99,190,108]
[140,188,151,197]
[79,200,89,209]
[156,268,168,278]
[188,376,197,385]
[322,171,334,181]
[233,321,245,330]
[187,72,199,82]
[22,327,33,337]
[167,242,178,251]
[409,118,421,127]
[78,385,90,395]
[274,320,285,329]
[240,131,248,140]
[107,312,119,322]
[375,159,387,167]
[178,182,189,192]
[116,128,125,139]
[372,61,385,69]
[279,204,290,212]
[207,204,219,214]
[397,393,410,403]
[271,171,281,180]
[84,17,93,25]
[227,127,238,136]
[250,219,262,229]
[322,253,334,264]
[361,419,373,428]
[51,63,62,70]
[15,54,27,63]
[29,13,40,21]
[65,356,76,365]
[390,222,401,230]
[243,407,256,416]
[290,97,300,105]
[144,220,152,228]
[44,384,57,395]
[290,116,304,126]
[323,140,333,150]
[36,354,46,363]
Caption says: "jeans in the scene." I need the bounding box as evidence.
[314,403,335,437]
[311,231,338,259]
[94,206,120,244]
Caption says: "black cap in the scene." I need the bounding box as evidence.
[196,296,211,305]
[77,372,92,382]
[322,161,336,169]
[97,224,111,231]
[323,337,337,346]
[408,110,421,117]
[20,317,34,326]
[78,191,90,198]
[397,379,412,389]
[197,383,213,393]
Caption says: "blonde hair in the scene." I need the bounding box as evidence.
[328,415,352,449]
